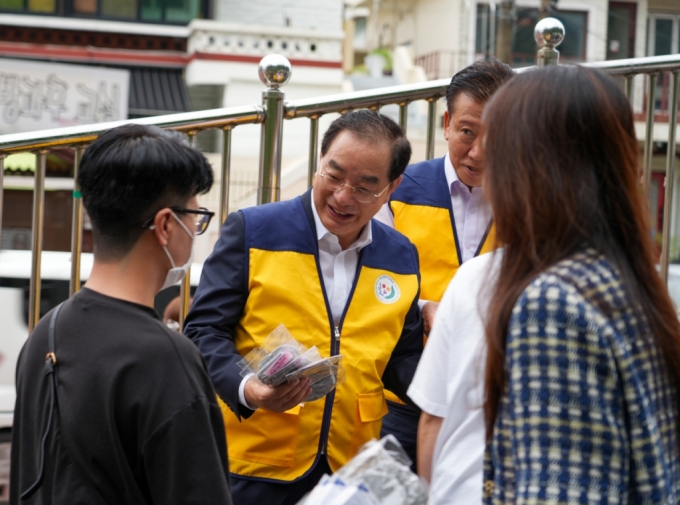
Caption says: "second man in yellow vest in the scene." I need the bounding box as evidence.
[374,59,514,474]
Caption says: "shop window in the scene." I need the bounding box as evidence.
[0,0,204,23]
[27,0,54,12]
[0,0,55,12]
[0,0,23,9]
[73,0,95,14]
[101,0,136,18]
[164,0,198,23]
[475,4,587,66]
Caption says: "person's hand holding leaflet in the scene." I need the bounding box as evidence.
[244,376,311,413]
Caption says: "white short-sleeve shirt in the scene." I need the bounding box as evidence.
[407,250,502,505]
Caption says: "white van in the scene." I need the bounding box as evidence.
[0,250,204,503]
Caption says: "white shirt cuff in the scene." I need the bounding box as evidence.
[238,373,258,410]
[418,299,432,310]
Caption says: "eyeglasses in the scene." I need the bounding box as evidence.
[318,170,392,204]
[142,207,215,235]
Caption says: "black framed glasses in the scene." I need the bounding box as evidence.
[318,170,392,204]
[142,207,215,235]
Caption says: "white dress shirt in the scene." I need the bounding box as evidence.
[407,251,502,505]
[239,190,372,408]
[311,190,373,324]
[444,155,492,264]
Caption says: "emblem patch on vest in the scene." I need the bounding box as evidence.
[375,275,400,304]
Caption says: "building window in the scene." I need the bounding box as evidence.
[512,8,587,66]
[0,0,205,23]
[607,1,636,60]
[0,0,54,13]
[475,4,587,67]
[647,14,680,112]
[647,14,680,56]
[353,16,367,50]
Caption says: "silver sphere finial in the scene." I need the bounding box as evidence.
[534,17,565,48]
[258,54,292,88]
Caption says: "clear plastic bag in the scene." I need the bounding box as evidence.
[286,354,346,401]
[298,435,428,505]
[236,324,345,400]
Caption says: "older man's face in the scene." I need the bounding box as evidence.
[313,130,401,250]
[444,93,486,189]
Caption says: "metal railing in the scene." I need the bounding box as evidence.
[0,19,679,332]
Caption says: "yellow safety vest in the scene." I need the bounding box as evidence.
[384,157,496,405]
[218,197,420,482]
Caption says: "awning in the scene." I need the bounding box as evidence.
[4,150,73,175]
[128,67,192,117]
[4,152,35,172]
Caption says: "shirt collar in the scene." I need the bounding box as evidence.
[310,189,373,249]
[444,152,456,193]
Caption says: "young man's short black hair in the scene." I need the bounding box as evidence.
[78,124,213,260]
[320,109,411,182]
[445,58,514,114]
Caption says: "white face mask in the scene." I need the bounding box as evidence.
[160,212,195,291]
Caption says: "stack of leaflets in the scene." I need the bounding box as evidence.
[237,324,345,402]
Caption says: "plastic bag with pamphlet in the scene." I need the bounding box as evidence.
[237,324,346,402]
[297,435,428,505]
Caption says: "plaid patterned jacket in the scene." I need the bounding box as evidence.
[483,249,680,504]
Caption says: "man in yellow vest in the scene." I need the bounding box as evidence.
[184,110,424,504]
[374,58,514,474]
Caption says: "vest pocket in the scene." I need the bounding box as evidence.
[347,391,389,459]
[229,404,302,468]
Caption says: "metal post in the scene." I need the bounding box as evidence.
[69,147,84,296]
[399,102,408,131]
[660,70,679,283]
[308,116,319,188]
[481,4,489,58]
[642,73,658,198]
[489,2,497,57]
[219,127,232,225]
[534,17,565,67]
[28,151,47,332]
[179,131,199,331]
[0,154,5,257]
[625,75,634,102]
[257,54,292,205]
[426,99,437,161]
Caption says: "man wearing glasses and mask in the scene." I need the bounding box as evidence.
[11,124,232,505]
[184,110,423,504]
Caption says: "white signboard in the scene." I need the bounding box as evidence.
[0,58,130,134]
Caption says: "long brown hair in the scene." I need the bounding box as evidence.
[483,65,680,437]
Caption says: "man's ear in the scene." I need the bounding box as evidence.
[385,175,403,200]
[152,208,174,247]
[443,110,451,141]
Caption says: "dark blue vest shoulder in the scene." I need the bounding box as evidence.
[240,196,317,255]
[389,156,450,209]
[364,220,419,276]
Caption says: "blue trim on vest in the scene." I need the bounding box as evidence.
[242,195,419,276]
[366,220,420,275]
[390,157,450,209]
[241,198,317,255]
[389,157,463,266]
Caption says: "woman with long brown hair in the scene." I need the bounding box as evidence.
[482,65,680,502]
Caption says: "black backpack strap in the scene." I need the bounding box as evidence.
[20,302,65,500]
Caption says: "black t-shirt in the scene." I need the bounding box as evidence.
[10,288,232,505]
